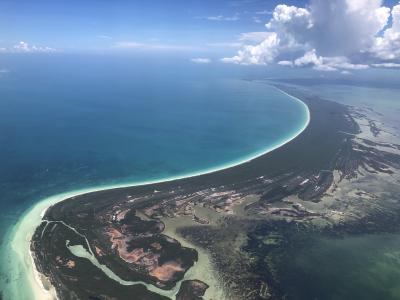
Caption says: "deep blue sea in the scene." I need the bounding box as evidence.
[0,54,309,296]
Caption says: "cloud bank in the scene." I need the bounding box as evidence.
[191,58,212,64]
[223,0,400,71]
[207,15,239,21]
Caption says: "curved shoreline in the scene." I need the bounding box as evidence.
[6,87,310,300]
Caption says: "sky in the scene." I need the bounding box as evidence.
[0,0,400,72]
[0,0,301,52]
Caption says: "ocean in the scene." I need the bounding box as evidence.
[0,54,309,298]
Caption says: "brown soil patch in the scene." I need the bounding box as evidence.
[150,261,184,281]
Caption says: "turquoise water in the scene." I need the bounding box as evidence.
[0,55,309,297]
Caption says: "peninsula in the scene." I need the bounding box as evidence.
[29,83,400,299]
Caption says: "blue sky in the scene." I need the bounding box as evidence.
[0,0,307,53]
[0,0,400,72]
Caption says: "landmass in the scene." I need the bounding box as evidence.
[30,83,400,299]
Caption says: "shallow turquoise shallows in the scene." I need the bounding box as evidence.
[0,55,309,299]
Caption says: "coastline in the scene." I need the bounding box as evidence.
[6,87,310,300]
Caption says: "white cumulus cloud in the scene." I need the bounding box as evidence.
[293,50,369,71]
[223,0,400,71]
[239,32,273,43]
[372,3,400,60]
[222,32,280,65]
